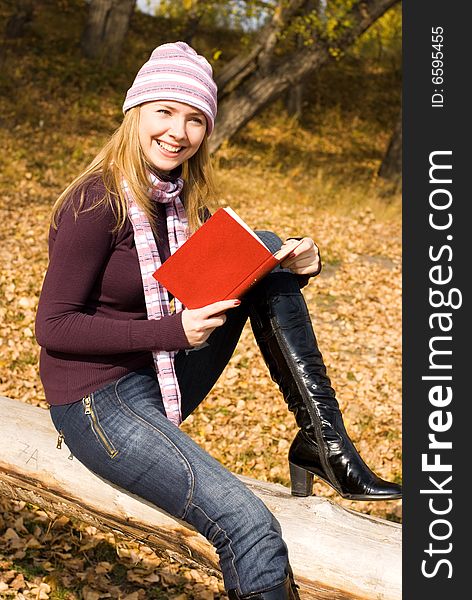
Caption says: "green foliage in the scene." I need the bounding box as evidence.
[110,562,129,586]
[353,2,401,68]
[12,557,49,578]
[277,0,401,65]
[85,540,118,563]
[49,586,73,600]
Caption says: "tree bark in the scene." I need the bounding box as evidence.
[211,0,400,153]
[179,0,204,45]
[215,0,308,99]
[284,1,322,119]
[4,0,34,39]
[0,395,402,600]
[180,13,203,45]
[80,0,136,63]
[285,82,304,119]
[378,108,402,187]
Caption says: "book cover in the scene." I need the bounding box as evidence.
[153,207,300,309]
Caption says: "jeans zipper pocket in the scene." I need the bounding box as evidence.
[56,430,64,449]
[82,395,118,458]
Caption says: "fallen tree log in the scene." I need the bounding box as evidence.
[0,396,401,599]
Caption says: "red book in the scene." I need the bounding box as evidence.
[153,207,301,309]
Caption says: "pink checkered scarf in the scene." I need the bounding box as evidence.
[124,171,189,426]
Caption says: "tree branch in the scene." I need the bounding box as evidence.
[210,0,400,152]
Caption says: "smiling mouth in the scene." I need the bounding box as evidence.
[156,140,183,154]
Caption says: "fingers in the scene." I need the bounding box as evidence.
[282,237,316,255]
[280,238,305,251]
[286,263,320,275]
[205,313,227,328]
[200,299,241,317]
[281,237,318,262]
[277,238,301,253]
[283,258,319,272]
[295,237,316,254]
[181,299,241,347]
[280,237,321,275]
[282,250,319,267]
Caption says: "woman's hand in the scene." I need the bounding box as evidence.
[181,299,241,347]
[280,237,321,276]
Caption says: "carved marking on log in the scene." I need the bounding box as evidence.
[18,442,39,469]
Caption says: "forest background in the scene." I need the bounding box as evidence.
[0,1,402,598]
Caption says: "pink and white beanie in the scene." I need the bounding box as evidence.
[123,41,217,136]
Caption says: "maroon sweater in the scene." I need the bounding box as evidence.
[35,177,191,405]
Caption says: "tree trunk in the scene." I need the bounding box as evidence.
[378,108,402,187]
[180,0,204,45]
[211,0,399,153]
[215,0,308,99]
[4,0,34,39]
[180,13,202,45]
[0,395,401,600]
[284,1,322,119]
[285,83,304,119]
[80,0,136,64]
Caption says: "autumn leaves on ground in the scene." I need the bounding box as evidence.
[0,1,401,599]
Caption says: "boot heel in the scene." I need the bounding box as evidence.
[289,463,313,497]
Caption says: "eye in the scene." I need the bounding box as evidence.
[190,116,204,125]
[156,108,171,115]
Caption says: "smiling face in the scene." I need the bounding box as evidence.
[138,100,207,173]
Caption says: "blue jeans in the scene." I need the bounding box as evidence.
[49,232,292,595]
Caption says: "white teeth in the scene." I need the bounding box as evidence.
[157,140,181,153]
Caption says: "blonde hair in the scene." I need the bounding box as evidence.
[51,106,216,235]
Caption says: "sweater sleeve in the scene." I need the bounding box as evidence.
[35,186,191,354]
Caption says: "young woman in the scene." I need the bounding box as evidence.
[35,42,401,600]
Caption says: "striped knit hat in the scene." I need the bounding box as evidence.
[123,41,218,136]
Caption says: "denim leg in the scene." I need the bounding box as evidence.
[255,230,284,258]
[49,369,288,594]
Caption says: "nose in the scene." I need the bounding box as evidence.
[168,116,188,142]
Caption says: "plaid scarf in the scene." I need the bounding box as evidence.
[124,171,189,426]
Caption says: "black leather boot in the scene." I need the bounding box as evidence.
[249,271,402,501]
[228,573,300,599]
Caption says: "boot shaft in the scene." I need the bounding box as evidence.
[227,572,299,599]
